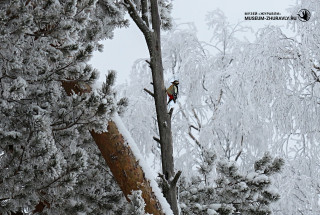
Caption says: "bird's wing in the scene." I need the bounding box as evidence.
[174,85,178,95]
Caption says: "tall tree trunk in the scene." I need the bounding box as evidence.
[124,0,180,214]
[148,2,179,215]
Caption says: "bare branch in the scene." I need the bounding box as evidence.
[188,127,201,149]
[311,69,320,82]
[190,125,199,131]
[144,88,154,97]
[235,150,242,162]
[235,135,244,161]
[178,102,187,119]
[141,0,149,27]
[178,102,202,149]
[314,64,320,71]
[213,89,223,112]
[170,171,182,186]
[192,108,201,130]
[217,89,223,104]
[202,76,208,91]
[123,0,150,36]
[168,108,173,118]
[153,136,161,143]
[201,41,223,53]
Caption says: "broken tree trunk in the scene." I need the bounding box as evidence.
[62,80,168,215]
[90,123,164,214]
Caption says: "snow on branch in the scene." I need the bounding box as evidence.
[113,114,174,215]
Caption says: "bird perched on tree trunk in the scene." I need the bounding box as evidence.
[166,80,179,104]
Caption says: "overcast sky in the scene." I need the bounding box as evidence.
[90,0,296,86]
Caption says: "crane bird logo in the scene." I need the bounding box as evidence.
[297,9,311,22]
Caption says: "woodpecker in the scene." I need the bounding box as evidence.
[166,80,179,104]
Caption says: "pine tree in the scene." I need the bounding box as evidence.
[179,153,284,215]
[0,0,128,214]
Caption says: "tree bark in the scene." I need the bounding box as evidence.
[90,123,164,215]
[124,0,180,214]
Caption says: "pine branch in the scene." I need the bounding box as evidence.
[0,197,10,202]
[37,167,77,191]
[25,0,32,6]
[47,62,74,79]
[51,111,84,131]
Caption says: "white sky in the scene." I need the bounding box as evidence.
[90,0,296,86]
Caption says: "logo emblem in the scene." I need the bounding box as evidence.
[297,9,311,22]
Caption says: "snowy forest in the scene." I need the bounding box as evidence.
[0,0,319,214]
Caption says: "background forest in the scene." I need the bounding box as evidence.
[0,0,319,215]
